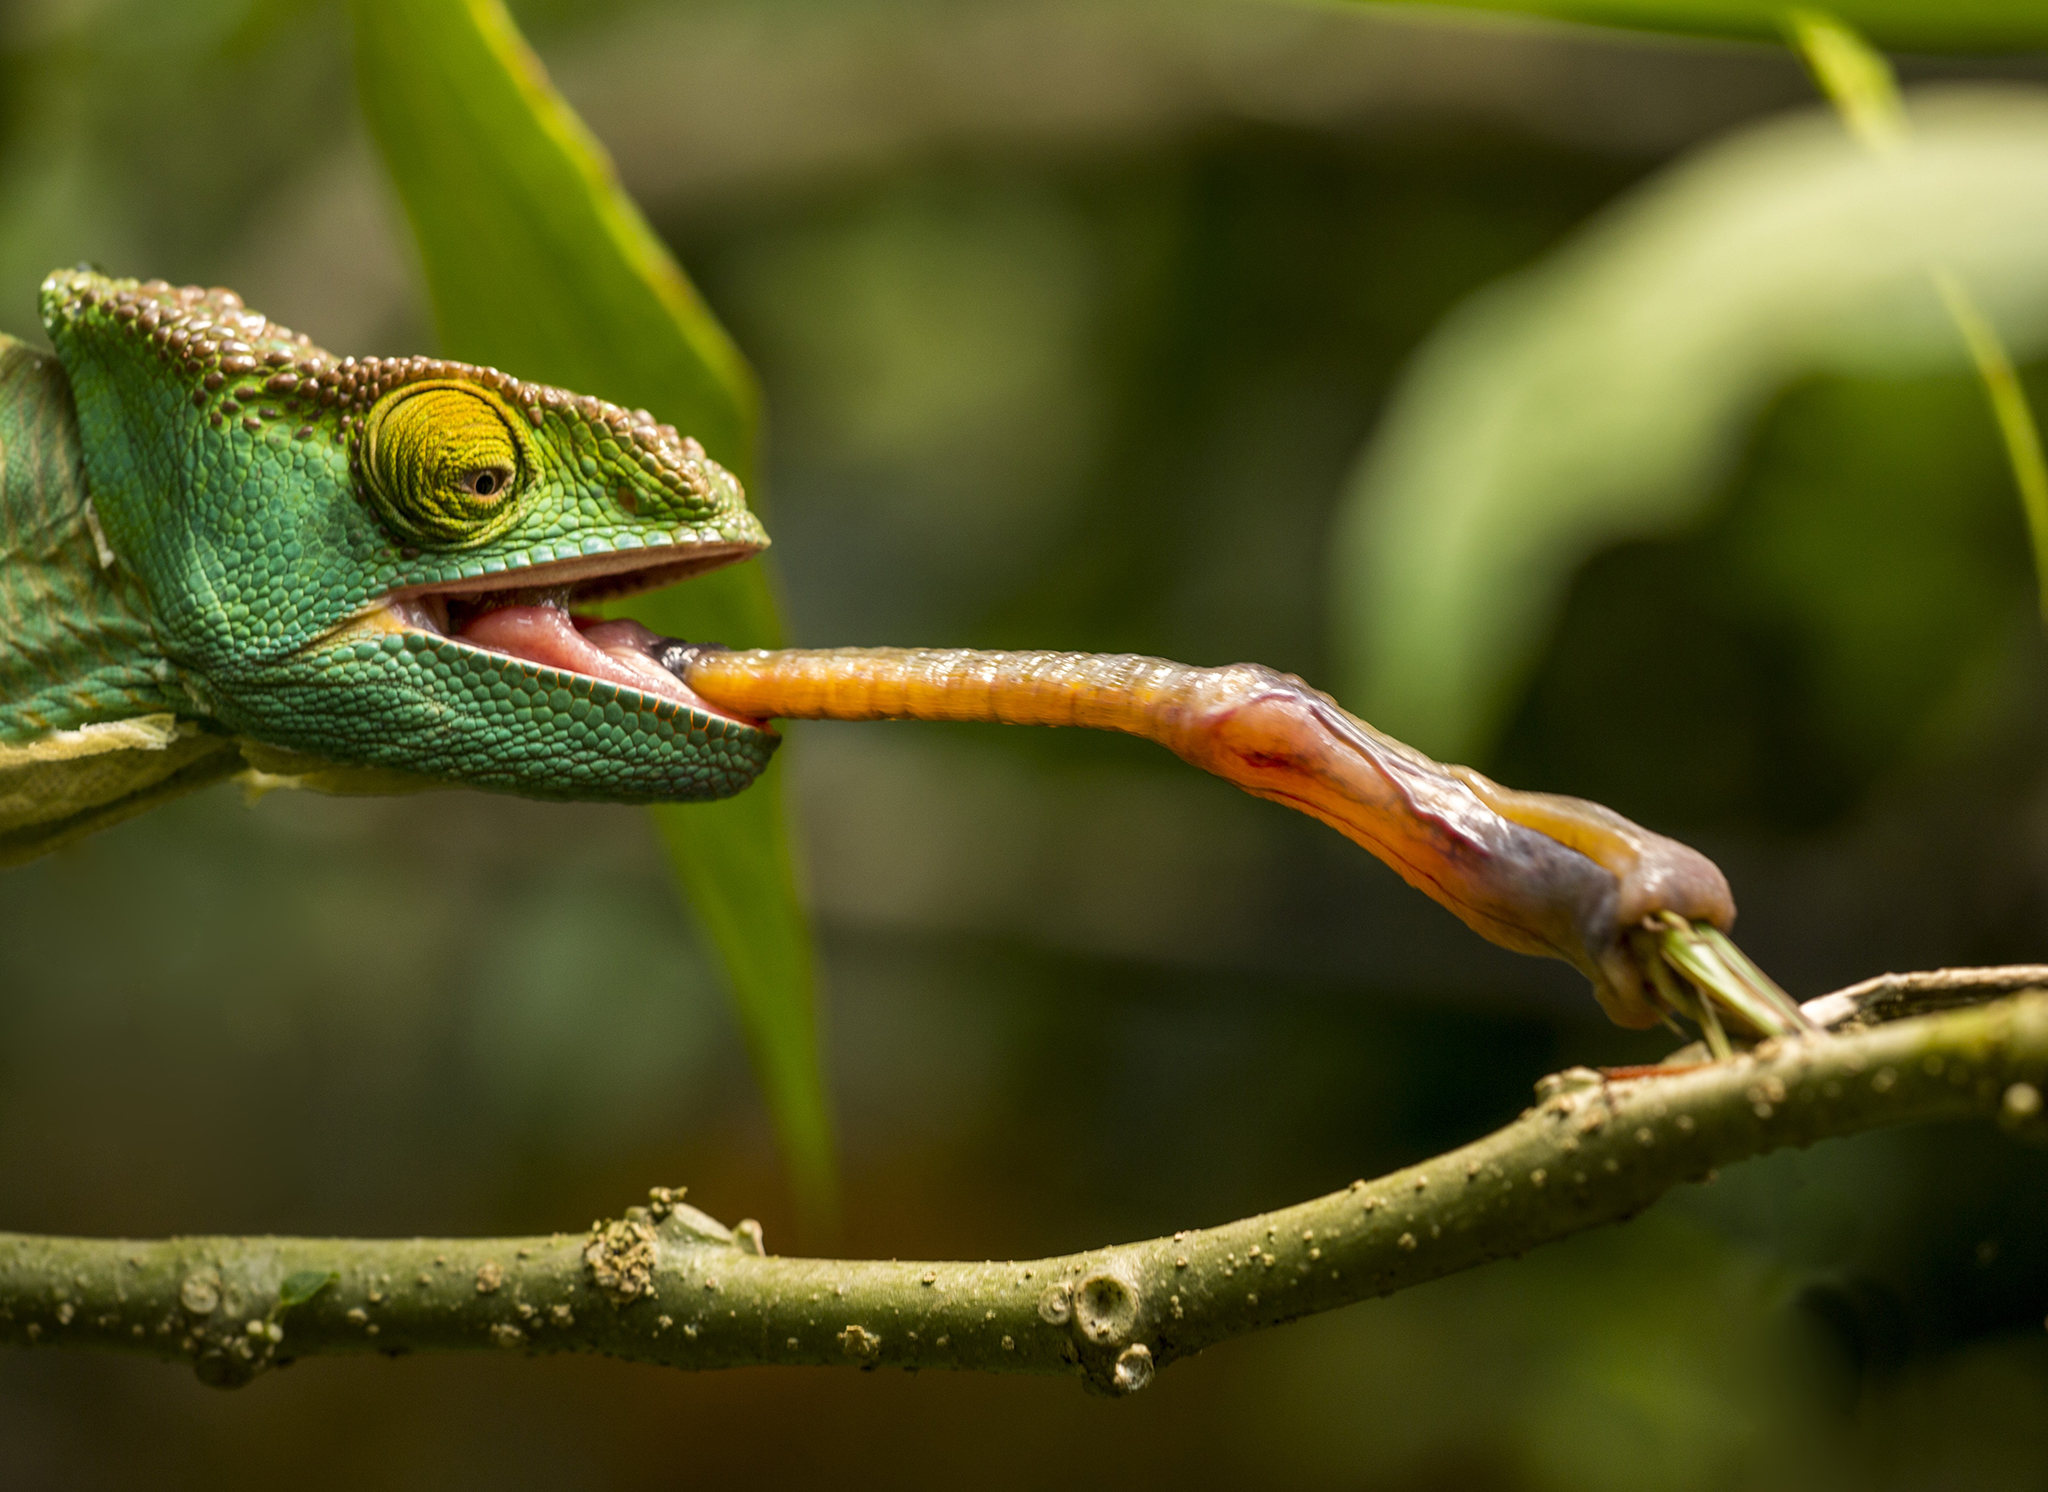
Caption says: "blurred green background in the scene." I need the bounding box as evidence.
[4,0,2048,1485]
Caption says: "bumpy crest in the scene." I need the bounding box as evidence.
[31,268,779,815]
[38,269,762,580]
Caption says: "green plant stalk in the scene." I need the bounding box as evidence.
[5,984,2043,1395]
[1631,913,1810,1042]
[350,0,836,1229]
[1325,1,2048,54]
[1931,269,2048,626]
[1788,9,2048,626]
[1646,943,1734,1059]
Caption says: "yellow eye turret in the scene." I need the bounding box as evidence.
[359,380,529,547]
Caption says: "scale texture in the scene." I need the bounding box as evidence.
[0,271,780,860]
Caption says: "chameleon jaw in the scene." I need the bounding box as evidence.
[364,550,765,730]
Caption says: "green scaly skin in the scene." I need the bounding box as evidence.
[0,270,777,862]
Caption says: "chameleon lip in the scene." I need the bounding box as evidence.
[386,540,760,606]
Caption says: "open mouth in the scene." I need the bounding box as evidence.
[372,547,764,729]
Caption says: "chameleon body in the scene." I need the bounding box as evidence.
[1,270,1776,1034]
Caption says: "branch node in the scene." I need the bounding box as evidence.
[1111,1344,1154,1395]
[1073,1270,1138,1346]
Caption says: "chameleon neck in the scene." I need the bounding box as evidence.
[0,334,183,741]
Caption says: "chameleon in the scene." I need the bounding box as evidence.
[0,269,1806,1042]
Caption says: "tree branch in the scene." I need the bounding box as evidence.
[5,972,2046,1394]
[1802,963,2048,1030]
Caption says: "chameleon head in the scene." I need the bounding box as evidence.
[38,268,777,803]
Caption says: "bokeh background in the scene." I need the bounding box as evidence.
[4,0,2048,1486]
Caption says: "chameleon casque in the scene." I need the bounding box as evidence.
[0,269,1800,1039]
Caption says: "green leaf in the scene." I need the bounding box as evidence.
[1786,10,1910,153]
[1791,11,2048,625]
[1332,91,2048,761]
[277,1270,339,1310]
[350,0,834,1225]
[1326,0,2048,51]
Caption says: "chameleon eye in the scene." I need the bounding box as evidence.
[359,380,528,547]
[461,466,510,498]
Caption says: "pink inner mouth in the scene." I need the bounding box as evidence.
[453,605,756,725]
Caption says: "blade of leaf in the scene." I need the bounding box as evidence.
[350,0,835,1227]
[1312,0,2048,52]
[1331,91,2048,761]
[1930,267,2048,627]
[1785,9,1909,152]
[1790,10,2048,628]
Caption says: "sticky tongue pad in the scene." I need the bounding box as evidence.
[456,607,746,721]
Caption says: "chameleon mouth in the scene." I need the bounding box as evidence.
[377,550,761,728]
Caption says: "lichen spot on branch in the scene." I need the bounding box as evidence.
[585,1217,659,1304]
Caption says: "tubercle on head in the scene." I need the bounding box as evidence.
[36,269,750,548]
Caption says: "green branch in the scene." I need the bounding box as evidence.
[4,972,2046,1393]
